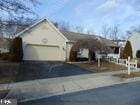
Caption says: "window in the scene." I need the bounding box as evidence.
[114,47,119,54]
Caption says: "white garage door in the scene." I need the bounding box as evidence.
[24,45,60,61]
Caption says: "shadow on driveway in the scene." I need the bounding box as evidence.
[16,61,93,82]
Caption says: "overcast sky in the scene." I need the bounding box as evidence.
[34,0,140,35]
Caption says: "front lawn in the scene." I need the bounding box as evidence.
[0,62,19,84]
[0,90,10,98]
[73,61,127,72]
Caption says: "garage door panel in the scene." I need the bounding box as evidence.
[24,45,60,61]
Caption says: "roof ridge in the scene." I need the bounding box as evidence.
[62,31,118,47]
[61,31,97,36]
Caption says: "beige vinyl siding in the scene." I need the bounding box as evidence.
[129,32,140,58]
[66,42,74,61]
[21,20,67,61]
[24,45,60,61]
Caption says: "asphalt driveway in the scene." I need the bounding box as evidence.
[16,61,92,82]
[19,81,140,105]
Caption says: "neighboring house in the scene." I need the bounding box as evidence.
[0,38,11,53]
[16,18,68,61]
[15,18,120,61]
[62,31,120,60]
[129,32,140,58]
[77,48,89,58]
[112,39,126,48]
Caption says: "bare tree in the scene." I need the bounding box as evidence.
[86,29,95,35]
[58,21,70,31]
[0,18,3,37]
[52,22,59,28]
[122,25,140,40]
[0,0,39,14]
[120,32,131,40]
[0,16,38,38]
[75,26,84,33]
[0,0,39,37]
[133,25,140,32]
[101,24,110,38]
[71,37,112,62]
[126,25,140,37]
[52,21,70,31]
[14,16,38,25]
[109,25,120,40]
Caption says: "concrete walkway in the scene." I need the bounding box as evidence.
[1,69,140,102]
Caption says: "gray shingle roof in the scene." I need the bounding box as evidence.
[61,31,118,47]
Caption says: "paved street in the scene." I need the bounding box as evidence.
[4,70,140,103]
[19,81,140,105]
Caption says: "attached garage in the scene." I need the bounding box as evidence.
[24,44,60,61]
[15,18,68,61]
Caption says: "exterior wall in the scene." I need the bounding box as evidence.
[107,46,121,59]
[129,32,140,58]
[66,42,89,61]
[77,48,89,58]
[66,43,121,61]
[20,21,67,61]
[66,42,74,61]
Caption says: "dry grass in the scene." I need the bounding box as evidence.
[0,90,9,98]
[73,61,127,72]
[0,63,19,84]
[0,77,16,84]
[113,72,140,78]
